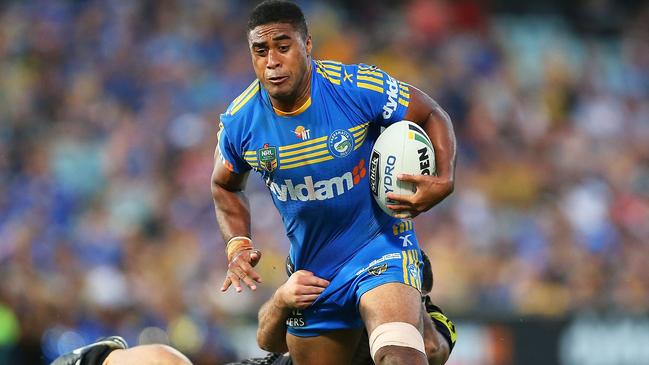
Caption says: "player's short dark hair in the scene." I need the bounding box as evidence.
[247,0,308,40]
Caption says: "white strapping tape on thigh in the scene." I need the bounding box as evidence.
[369,322,425,361]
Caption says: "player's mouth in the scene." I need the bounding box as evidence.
[267,75,288,85]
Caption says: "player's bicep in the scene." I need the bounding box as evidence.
[403,85,440,126]
[213,122,251,192]
[212,146,249,192]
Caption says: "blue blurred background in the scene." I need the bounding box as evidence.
[0,0,648,364]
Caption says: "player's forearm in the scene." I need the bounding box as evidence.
[422,304,450,365]
[211,183,251,241]
[256,292,291,353]
[422,104,456,183]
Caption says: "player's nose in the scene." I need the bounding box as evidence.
[266,50,281,69]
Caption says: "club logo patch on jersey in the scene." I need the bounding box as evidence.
[293,126,311,140]
[258,144,278,172]
[328,129,355,158]
[368,263,388,276]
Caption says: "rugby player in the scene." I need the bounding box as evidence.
[50,253,456,365]
[213,1,456,364]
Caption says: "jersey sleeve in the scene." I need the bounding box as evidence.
[343,63,411,127]
[217,120,251,174]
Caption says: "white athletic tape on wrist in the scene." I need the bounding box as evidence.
[225,236,253,261]
[369,322,426,361]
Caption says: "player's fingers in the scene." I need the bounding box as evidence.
[220,276,232,292]
[241,274,257,291]
[397,173,423,183]
[385,193,415,204]
[302,275,330,288]
[227,271,243,293]
[296,285,326,295]
[297,294,321,303]
[386,204,412,211]
[237,259,262,282]
[394,211,416,219]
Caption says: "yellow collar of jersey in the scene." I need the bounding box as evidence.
[273,97,311,117]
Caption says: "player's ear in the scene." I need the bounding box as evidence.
[305,35,312,57]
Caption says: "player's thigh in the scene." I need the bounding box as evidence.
[105,344,193,365]
[359,282,423,335]
[286,328,363,365]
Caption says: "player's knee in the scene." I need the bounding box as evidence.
[148,344,193,365]
[369,322,425,363]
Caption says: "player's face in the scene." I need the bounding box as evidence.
[248,23,312,102]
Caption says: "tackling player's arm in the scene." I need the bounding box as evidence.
[386,86,457,218]
[211,145,262,293]
[257,270,330,353]
[422,303,450,365]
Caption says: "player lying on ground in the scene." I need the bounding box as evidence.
[213,1,456,364]
[51,253,455,365]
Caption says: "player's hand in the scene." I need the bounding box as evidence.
[386,174,454,219]
[221,249,262,293]
[275,270,330,310]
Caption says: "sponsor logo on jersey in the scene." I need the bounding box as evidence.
[293,126,311,141]
[369,151,380,197]
[258,144,278,172]
[286,309,306,327]
[399,234,413,247]
[382,75,399,120]
[328,129,355,158]
[368,263,388,276]
[270,159,366,202]
[355,253,402,276]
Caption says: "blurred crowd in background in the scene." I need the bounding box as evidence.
[0,0,647,363]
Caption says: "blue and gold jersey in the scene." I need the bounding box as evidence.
[218,59,412,280]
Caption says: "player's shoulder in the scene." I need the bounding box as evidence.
[221,79,263,124]
[314,59,409,98]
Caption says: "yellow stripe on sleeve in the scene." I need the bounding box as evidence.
[317,68,341,85]
[324,69,341,78]
[358,69,384,78]
[357,82,384,93]
[322,63,342,71]
[357,75,384,85]
[399,90,410,98]
[398,98,409,107]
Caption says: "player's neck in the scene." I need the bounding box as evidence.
[270,63,312,114]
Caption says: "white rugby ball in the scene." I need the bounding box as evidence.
[369,120,435,216]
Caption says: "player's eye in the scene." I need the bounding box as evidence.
[255,48,268,56]
[278,45,289,52]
